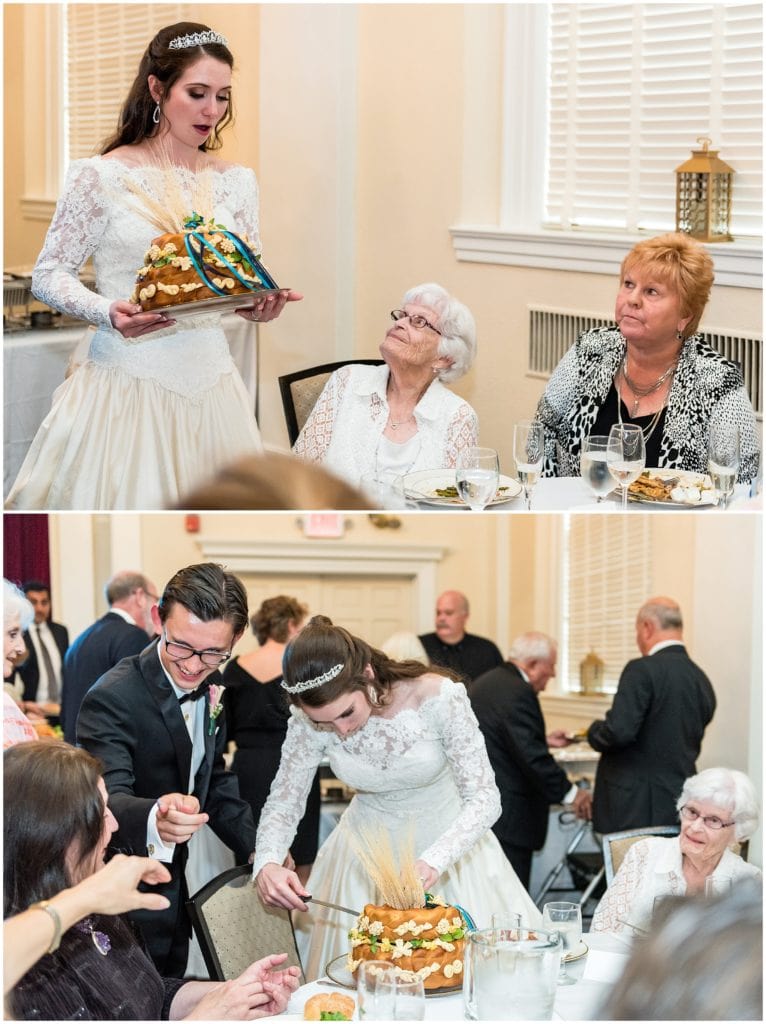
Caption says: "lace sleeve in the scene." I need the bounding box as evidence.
[591,840,650,934]
[418,682,502,875]
[252,709,328,874]
[223,166,262,255]
[31,160,113,328]
[293,367,351,462]
[443,403,479,466]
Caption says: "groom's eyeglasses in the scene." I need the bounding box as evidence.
[162,629,230,667]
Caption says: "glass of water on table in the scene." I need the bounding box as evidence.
[542,901,582,986]
[513,421,544,510]
[456,446,500,511]
[580,435,615,503]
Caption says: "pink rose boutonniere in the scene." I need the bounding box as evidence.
[208,684,224,735]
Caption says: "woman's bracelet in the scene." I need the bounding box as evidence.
[28,900,63,954]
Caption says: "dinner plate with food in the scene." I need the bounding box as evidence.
[625,470,719,507]
[402,470,522,508]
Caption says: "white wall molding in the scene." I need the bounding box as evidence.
[450,226,762,290]
[198,539,446,631]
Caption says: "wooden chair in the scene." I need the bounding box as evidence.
[278,360,384,446]
[187,864,304,982]
[602,826,681,886]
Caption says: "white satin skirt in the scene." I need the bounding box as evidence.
[5,326,261,510]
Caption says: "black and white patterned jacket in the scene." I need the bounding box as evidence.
[535,327,760,482]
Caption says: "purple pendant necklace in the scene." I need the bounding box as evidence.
[75,917,112,956]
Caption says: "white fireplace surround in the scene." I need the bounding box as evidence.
[198,538,447,630]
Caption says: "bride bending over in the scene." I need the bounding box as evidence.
[253,615,541,981]
[6,21,300,510]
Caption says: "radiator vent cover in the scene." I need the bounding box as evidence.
[528,306,762,416]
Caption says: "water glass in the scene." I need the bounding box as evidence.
[708,422,740,510]
[513,421,544,511]
[391,975,426,1020]
[606,424,646,510]
[464,925,561,1020]
[542,902,582,986]
[357,960,396,1019]
[456,447,500,511]
[579,434,614,503]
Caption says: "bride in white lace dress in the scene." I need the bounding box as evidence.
[6,22,299,511]
[254,616,541,981]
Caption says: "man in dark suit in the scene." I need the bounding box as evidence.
[61,570,158,743]
[588,597,716,836]
[77,563,257,977]
[419,590,503,683]
[17,580,69,708]
[471,633,592,890]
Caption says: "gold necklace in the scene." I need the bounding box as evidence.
[616,380,666,443]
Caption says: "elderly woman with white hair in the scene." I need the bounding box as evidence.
[293,283,478,489]
[592,767,761,935]
[3,580,39,747]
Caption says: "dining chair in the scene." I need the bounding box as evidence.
[187,864,305,982]
[602,825,681,886]
[278,359,384,446]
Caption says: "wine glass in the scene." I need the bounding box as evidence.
[607,424,646,510]
[456,446,500,511]
[357,960,396,1019]
[580,434,615,503]
[708,422,740,510]
[513,421,544,511]
[542,901,582,986]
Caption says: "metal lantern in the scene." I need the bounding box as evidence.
[579,648,605,695]
[675,137,734,242]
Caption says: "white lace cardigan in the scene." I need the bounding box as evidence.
[591,836,761,935]
[292,363,478,488]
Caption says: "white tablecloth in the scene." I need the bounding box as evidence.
[412,476,754,513]
[3,314,257,497]
[268,932,631,1021]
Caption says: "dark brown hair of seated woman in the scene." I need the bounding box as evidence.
[175,452,373,509]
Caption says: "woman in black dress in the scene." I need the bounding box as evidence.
[4,741,299,1020]
[223,596,320,884]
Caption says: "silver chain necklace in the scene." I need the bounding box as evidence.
[620,354,678,416]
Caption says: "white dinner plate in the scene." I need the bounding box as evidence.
[402,470,522,508]
[325,955,458,997]
[563,940,589,962]
[624,469,719,508]
[139,287,285,320]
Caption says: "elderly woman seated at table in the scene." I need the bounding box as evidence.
[535,233,760,482]
[293,283,478,489]
[5,741,299,1021]
[591,767,761,936]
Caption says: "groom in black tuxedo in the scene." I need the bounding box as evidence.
[77,562,257,977]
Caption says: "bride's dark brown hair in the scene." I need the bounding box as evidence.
[101,22,235,154]
[282,615,433,709]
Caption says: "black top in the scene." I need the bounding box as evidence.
[222,658,291,748]
[591,383,667,470]
[419,631,503,683]
[10,914,185,1020]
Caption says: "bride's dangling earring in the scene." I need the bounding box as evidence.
[152,102,161,125]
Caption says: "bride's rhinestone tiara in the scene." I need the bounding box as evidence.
[168,30,228,51]
[281,663,344,694]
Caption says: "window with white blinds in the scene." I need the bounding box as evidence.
[561,515,652,694]
[65,4,193,164]
[546,3,763,237]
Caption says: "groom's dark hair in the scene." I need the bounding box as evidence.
[158,562,248,636]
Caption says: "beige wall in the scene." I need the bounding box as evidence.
[6,5,760,461]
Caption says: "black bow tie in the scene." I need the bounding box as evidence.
[178,681,211,704]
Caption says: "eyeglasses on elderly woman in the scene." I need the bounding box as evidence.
[390,309,442,335]
[680,804,735,830]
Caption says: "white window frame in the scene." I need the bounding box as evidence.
[450,4,762,290]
